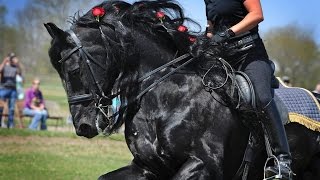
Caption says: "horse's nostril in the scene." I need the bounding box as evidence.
[79,123,91,132]
[77,123,98,138]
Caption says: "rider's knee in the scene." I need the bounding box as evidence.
[256,94,273,110]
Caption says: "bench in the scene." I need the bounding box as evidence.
[0,100,64,129]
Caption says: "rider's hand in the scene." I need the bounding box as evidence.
[211,29,235,44]
[211,31,230,44]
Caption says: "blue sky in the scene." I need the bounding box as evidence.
[1,0,320,43]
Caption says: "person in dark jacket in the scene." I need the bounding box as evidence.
[204,0,293,179]
[0,53,21,128]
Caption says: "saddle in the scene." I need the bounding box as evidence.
[235,64,280,112]
[236,74,320,131]
[233,76,320,180]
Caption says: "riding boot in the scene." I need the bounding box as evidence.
[261,100,293,180]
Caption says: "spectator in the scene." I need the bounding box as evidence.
[23,78,48,130]
[313,82,320,94]
[0,53,21,128]
[282,76,292,87]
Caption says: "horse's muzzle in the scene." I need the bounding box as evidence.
[76,119,99,138]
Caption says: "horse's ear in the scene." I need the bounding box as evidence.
[44,22,65,39]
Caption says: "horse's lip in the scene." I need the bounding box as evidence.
[95,113,109,134]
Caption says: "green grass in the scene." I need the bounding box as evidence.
[0,129,132,180]
[0,128,126,141]
[0,128,76,138]
[0,75,133,179]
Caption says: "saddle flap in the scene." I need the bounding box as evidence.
[235,71,256,109]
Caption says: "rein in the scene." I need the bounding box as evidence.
[107,53,195,126]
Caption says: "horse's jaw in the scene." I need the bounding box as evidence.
[95,112,115,136]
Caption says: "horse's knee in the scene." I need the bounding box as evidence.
[98,164,151,180]
[171,156,209,180]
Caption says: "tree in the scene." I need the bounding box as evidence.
[264,24,320,89]
[14,0,101,74]
[0,5,7,58]
[0,5,21,59]
[0,5,6,25]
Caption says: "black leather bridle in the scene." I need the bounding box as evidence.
[59,29,114,119]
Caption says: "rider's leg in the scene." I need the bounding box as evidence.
[240,59,292,179]
[262,99,292,178]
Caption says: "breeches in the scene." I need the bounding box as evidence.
[235,59,274,110]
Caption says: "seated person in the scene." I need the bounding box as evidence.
[23,78,48,130]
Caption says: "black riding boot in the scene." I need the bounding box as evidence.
[261,100,293,180]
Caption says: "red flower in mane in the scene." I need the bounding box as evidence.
[188,36,197,43]
[156,11,165,19]
[92,7,106,22]
[177,25,188,33]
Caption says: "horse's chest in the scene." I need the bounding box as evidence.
[126,126,170,170]
[126,117,159,155]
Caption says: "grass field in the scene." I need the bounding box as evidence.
[0,128,132,180]
[0,74,133,179]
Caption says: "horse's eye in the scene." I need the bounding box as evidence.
[68,68,84,93]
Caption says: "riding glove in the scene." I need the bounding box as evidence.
[211,29,235,44]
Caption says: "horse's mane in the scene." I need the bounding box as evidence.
[73,0,200,54]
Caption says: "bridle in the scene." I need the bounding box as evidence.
[59,29,114,116]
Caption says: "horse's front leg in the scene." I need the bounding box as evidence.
[171,156,213,180]
[98,161,156,180]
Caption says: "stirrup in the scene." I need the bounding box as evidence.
[263,155,294,180]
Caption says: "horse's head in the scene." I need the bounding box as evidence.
[44,2,132,138]
[45,0,199,138]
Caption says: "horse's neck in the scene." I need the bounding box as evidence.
[134,31,176,75]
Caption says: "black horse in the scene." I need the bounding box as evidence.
[44,1,320,179]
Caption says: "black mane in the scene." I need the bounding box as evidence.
[74,0,200,54]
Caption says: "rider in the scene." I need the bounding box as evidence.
[204,0,292,179]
